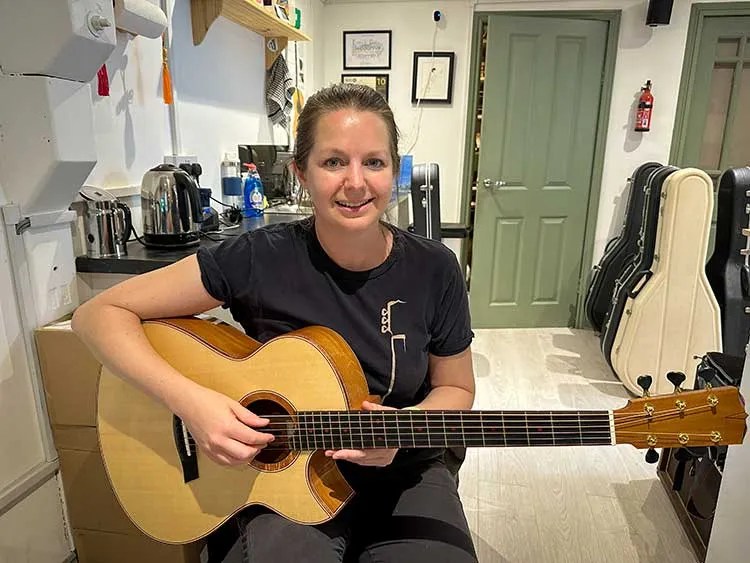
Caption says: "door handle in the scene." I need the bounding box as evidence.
[482,178,507,189]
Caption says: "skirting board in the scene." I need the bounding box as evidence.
[0,460,59,517]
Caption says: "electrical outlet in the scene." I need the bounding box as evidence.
[164,154,198,166]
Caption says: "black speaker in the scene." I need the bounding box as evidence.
[646,0,673,26]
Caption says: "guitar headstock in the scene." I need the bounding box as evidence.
[613,385,747,450]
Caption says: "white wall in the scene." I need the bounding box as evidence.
[82,0,323,200]
[320,0,472,224]
[324,0,726,260]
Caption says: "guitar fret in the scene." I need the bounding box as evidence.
[480,411,485,447]
[525,413,530,447]
[459,412,466,447]
[424,413,432,448]
[357,412,365,450]
[381,411,388,449]
[550,412,556,446]
[348,410,354,450]
[395,411,402,448]
[441,411,447,447]
[407,410,417,447]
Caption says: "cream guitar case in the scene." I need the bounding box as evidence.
[600,165,677,368]
[705,166,750,357]
[584,161,662,332]
[610,168,722,396]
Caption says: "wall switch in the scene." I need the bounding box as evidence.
[164,154,198,166]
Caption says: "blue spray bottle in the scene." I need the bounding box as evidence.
[242,163,265,218]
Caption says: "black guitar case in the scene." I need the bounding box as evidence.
[600,165,679,368]
[705,166,750,357]
[584,161,662,332]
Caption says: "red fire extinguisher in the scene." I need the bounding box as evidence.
[635,80,653,132]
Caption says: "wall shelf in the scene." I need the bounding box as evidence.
[190,0,311,46]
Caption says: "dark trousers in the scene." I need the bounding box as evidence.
[211,458,477,563]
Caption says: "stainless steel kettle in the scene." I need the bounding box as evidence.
[79,187,132,258]
[140,164,202,248]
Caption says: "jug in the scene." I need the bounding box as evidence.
[79,187,132,258]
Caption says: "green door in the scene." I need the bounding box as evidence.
[679,16,750,178]
[674,15,750,253]
[469,16,608,328]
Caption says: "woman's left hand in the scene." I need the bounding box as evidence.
[324,401,399,467]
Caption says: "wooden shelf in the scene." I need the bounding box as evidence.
[191,0,311,46]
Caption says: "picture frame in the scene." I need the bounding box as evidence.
[340,74,389,101]
[411,51,455,104]
[343,30,392,70]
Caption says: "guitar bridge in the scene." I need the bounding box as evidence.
[173,415,199,483]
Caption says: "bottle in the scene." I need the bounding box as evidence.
[243,163,265,218]
[220,153,242,208]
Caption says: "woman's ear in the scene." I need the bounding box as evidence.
[291,160,307,187]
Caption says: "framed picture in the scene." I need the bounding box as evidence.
[343,30,392,70]
[341,74,389,101]
[411,51,455,104]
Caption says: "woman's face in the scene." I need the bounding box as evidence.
[297,109,394,233]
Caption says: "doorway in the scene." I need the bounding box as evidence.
[463,13,619,329]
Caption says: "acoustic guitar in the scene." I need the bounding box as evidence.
[96,317,748,545]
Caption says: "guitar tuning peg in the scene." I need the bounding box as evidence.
[666,371,686,393]
[637,375,653,398]
[696,360,717,389]
[645,448,660,464]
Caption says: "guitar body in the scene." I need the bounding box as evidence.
[97,318,369,544]
[584,161,662,332]
[705,166,750,357]
[610,168,722,396]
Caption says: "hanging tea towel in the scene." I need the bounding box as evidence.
[266,54,295,128]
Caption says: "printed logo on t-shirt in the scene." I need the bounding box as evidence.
[380,299,406,399]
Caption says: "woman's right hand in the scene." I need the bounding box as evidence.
[171,385,275,466]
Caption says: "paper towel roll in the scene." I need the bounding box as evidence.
[114,0,168,39]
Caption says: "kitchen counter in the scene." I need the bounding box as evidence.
[75,193,412,276]
[75,213,304,275]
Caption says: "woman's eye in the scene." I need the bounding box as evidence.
[366,159,385,169]
[324,158,343,168]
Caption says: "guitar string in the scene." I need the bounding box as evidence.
[252,403,716,428]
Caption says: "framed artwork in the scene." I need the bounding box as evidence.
[411,51,455,104]
[341,74,389,101]
[343,30,392,70]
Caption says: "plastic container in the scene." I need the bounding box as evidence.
[220,153,242,208]
[242,163,265,218]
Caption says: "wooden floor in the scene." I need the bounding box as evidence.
[458,328,698,563]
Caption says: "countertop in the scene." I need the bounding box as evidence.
[75,193,470,276]
[75,213,305,275]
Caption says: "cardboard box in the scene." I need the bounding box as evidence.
[73,529,204,563]
[56,427,139,535]
[35,317,102,427]
[35,319,206,563]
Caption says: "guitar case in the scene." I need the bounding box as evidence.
[705,166,750,357]
[584,161,662,332]
[600,165,678,369]
[609,168,722,396]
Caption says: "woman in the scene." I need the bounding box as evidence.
[72,83,477,562]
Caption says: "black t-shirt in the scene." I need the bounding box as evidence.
[197,217,473,411]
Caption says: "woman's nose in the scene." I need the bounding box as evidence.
[344,163,365,188]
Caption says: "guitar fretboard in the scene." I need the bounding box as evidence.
[262,410,613,450]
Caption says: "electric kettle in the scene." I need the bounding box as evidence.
[79,187,132,258]
[140,164,202,248]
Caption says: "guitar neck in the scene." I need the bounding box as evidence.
[265,410,614,450]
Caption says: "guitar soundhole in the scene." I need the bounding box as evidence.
[245,396,297,469]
